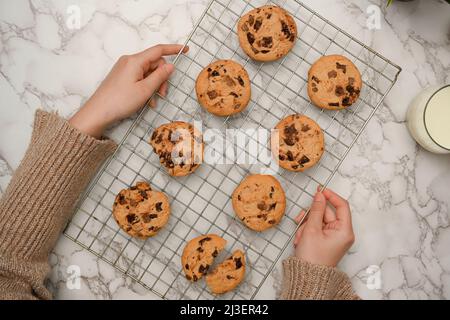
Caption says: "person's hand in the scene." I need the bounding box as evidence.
[294,188,355,267]
[69,44,189,138]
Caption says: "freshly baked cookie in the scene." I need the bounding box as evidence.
[150,121,204,177]
[206,250,246,295]
[112,182,170,239]
[182,234,227,282]
[238,5,298,62]
[232,175,286,232]
[196,60,251,117]
[271,115,325,172]
[308,55,362,110]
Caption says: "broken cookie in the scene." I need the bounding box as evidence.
[206,250,246,295]
[182,234,227,282]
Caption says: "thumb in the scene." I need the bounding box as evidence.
[139,63,175,96]
[308,192,326,230]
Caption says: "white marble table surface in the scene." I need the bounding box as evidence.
[0,0,449,300]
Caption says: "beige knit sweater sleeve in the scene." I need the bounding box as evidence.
[281,257,360,300]
[0,110,116,300]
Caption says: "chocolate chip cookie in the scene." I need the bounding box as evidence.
[206,250,246,295]
[150,121,204,177]
[182,234,227,282]
[112,182,170,239]
[232,175,286,232]
[237,5,298,62]
[196,60,251,117]
[308,55,362,110]
[271,115,325,172]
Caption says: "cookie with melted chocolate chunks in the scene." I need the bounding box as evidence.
[206,250,246,295]
[196,60,251,117]
[237,5,298,62]
[308,55,362,110]
[271,114,325,172]
[182,235,227,282]
[150,121,204,177]
[113,182,170,239]
[232,175,286,232]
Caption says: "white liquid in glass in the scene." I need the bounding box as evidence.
[407,85,450,154]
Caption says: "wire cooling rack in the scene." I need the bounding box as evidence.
[64,0,401,300]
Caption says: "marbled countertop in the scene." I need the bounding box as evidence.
[1,0,449,300]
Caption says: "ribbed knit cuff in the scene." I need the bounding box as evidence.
[0,110,116,261]
[0,254,51,300]
[281,257,360,300]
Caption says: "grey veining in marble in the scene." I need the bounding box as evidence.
[0,0,449,300]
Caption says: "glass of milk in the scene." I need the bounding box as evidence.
[407,85,450,154]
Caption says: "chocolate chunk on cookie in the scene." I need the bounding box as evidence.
[308,55,362,110]
[232,175,286,232]
[182,235,227,282]
[150,121,204,177]
[196,60,251,117]
[113,182,170,239]
[271,115,325,172]
[237,5,298,62]
[206,250,246,295]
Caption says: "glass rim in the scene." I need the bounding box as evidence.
[423,84,450,151]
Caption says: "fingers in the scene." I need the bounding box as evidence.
[293,211,307,247]
[139,64,175,98]
[142,58,166,77]
[159,81,169,97]
[316,185,337,223]
[308,192,326,229]
[294,224,306,246]
[149,58,169,97]
[150,58,167,71]
[322,188,352,226]
[149,97,157,108]
[135,44,189,64]
[324,205,337,223]
[294,210,307,224]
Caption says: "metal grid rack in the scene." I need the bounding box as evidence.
[64,0,401,300]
